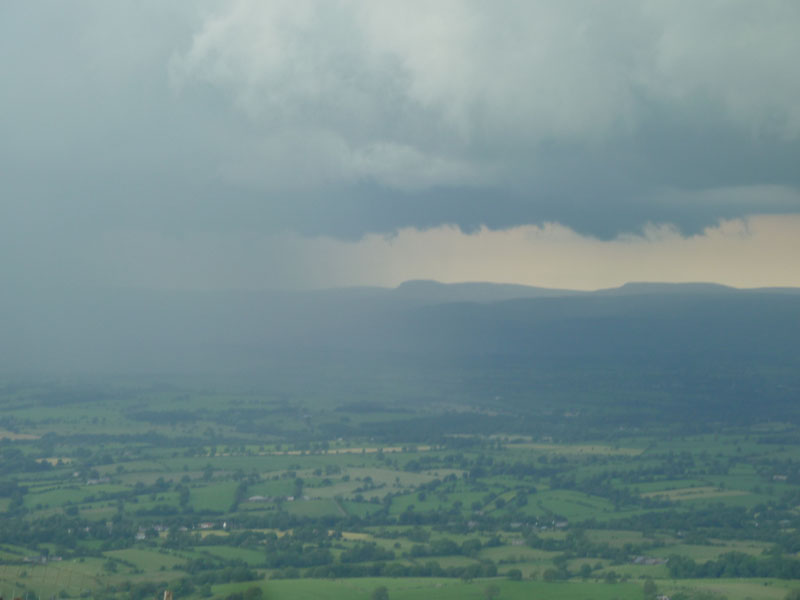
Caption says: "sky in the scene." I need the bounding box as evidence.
[2,1,799,291]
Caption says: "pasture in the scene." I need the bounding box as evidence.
[0,379,799,600]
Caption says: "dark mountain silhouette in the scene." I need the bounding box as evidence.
[2,282,799,390]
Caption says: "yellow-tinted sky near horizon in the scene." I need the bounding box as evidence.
[105,214,800,291]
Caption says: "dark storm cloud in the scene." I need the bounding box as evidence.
[2,0,800,257]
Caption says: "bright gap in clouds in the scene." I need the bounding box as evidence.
[102,215,800,292]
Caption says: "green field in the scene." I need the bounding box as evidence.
[214,578,643,600]
[0,378,799,600]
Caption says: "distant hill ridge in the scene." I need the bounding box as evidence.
[2,278,799,374]
[393,279,584,302]
[391,279,799,302]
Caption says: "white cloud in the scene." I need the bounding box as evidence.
[348,142,491,190]
[643,1,800,137]
[2,0,800,288]
[168,0,800,200]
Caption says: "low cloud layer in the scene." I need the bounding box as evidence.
[2,1,799,289]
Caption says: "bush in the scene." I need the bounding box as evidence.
[371,586,389,600]
[243,586,263,600]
